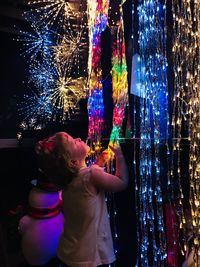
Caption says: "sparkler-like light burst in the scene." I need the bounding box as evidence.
[22,62,87,123]
[52,26,88,74]
[28,60,55,89]
[16,22,55,61]
[18,89,54,126]
[26,0,75,31]
[18,73,87,127]
[47,64,87,120]
[50,77,87,121]
[16,0,88,130]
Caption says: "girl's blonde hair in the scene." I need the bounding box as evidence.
[35,132,79,189]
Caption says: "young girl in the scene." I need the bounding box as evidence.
[35,132,128,267]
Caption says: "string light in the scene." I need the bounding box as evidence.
[87,0,110,148]
[87,1,128,258]
[135,0,168,265]
[106,1,128,259]
[171,0,200,263]
[108,3,128,151]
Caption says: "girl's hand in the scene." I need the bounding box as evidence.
[108,144,123,157]
[96,149,110,167]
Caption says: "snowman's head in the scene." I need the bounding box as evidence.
[29,187,60,209]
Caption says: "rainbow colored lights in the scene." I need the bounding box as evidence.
[87,0,109,144]
[109,13,128,146]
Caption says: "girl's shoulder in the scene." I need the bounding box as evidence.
[88,164,106,180]
[79,165,105,184]
[90,164,105,171]
[79,165,102,195]
[80,164,104,175]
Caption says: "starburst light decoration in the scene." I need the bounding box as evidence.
[15,22,54,61]
[18,89,55,127]
[26,0,75,31]
[16,0,88,128]
[48,66,87,121]
[52,27,88,75]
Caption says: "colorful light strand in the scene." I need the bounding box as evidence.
[109,7,128,146]
[106,0,128,256]
[86,1,128,257]
[87,0,109,145]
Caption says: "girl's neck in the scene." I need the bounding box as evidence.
[78,160,87,169]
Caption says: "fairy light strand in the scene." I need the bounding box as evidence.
[136,0,168,265]
[108,2,128,147]
[171,0,200,263]
[87,0,110,147]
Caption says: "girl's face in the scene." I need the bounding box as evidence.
[58,132,90,162]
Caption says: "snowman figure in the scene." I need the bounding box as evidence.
[19,179,64,266]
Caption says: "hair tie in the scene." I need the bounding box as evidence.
[35,137,56,155]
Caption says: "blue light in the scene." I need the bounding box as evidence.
[134,0,168,265]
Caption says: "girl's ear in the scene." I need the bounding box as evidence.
[69,159,78,168]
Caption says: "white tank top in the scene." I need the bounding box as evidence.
[57,165,116,267]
